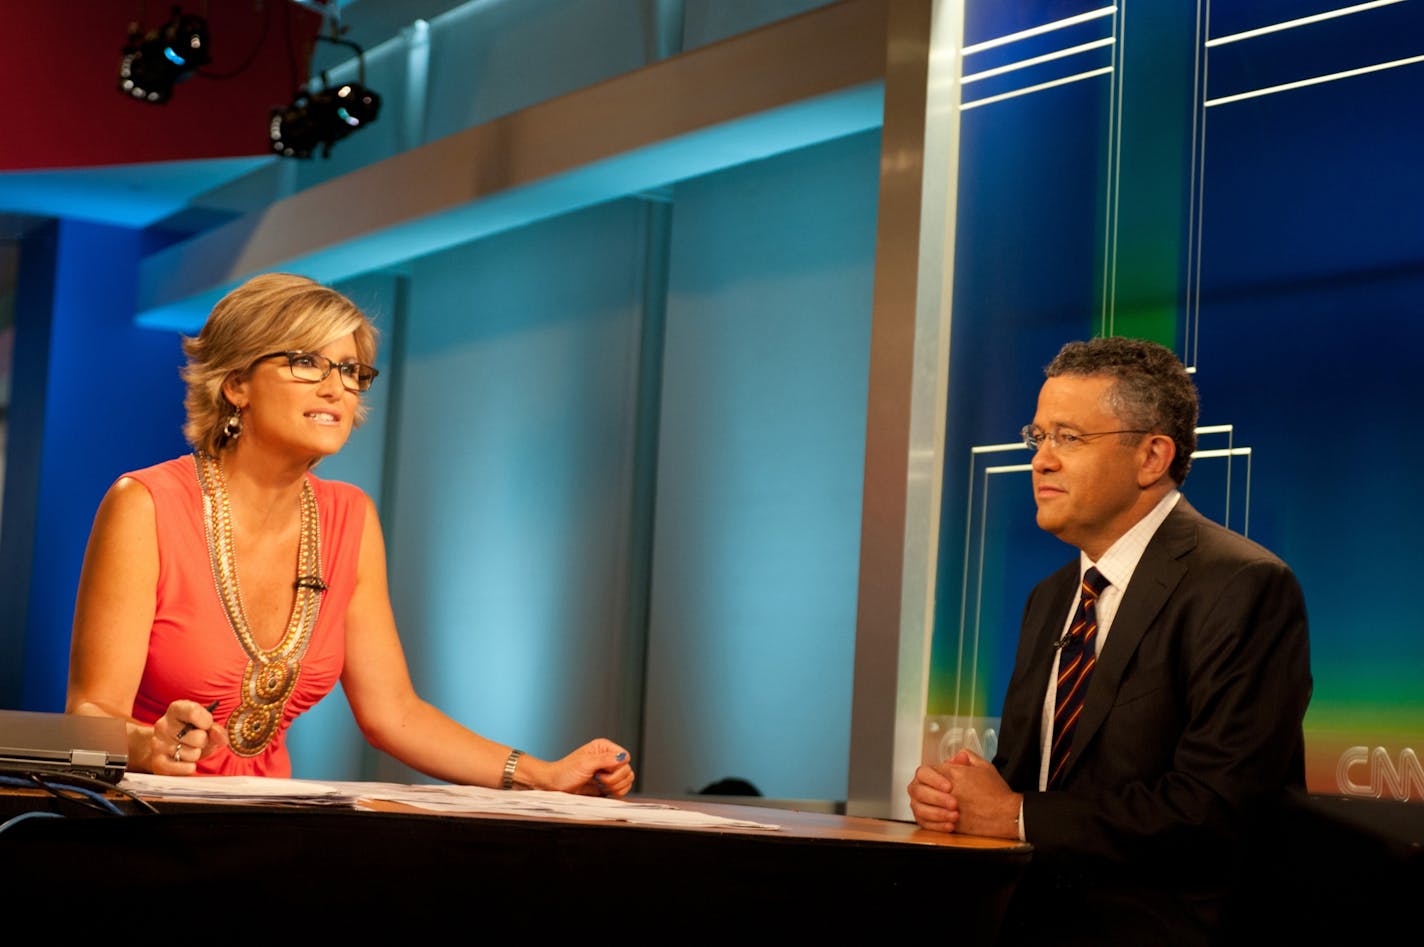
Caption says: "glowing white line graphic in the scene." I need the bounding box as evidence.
[1105,3,1127,334]
[974,426,1236,455]
[962,6,1117,55]
[1205,53,1424,106]
[961,38,1115,84]
[977,447,1250,463]
[1206,0,1407,47]
[961,66,1113,110]
[1185,0,1207,371]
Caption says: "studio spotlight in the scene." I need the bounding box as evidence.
[269,80,381,159]
[118,6,212,104]
[269,28,381,162]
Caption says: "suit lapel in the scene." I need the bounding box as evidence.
[1002,562,1078,783]
[1069,499,1202,772]
[1025,565,1081,691]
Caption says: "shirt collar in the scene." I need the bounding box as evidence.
[1081,489,1181,590]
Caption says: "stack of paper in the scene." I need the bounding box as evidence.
[118,774,781,830]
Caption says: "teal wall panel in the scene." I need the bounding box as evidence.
[371,199,650,779]
[644,129,879,799]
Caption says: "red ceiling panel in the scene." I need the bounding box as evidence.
[2,1,324,171]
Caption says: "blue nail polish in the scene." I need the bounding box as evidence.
[615,751,627,762]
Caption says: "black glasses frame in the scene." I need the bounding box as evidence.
[259,351,379,393]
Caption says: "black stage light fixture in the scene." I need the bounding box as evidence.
[268,80,381,159]
[269,36,381,160]
[118,6,212,104]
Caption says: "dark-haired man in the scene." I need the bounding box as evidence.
[908,337,1312,945]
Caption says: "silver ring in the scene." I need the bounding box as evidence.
[173,742,184,763]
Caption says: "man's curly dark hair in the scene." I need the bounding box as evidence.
[1045,336,1199,484]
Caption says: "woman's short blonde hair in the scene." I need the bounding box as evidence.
[181,273,379,455]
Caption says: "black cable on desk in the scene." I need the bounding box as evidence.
[0,771,118,817]
[35,770,161,814]
[0,770,160,821]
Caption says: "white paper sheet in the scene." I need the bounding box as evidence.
[118,773,781,830]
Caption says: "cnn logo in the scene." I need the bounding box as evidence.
[1335,746,1424,801]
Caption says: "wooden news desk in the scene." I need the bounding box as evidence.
[0,787,1031,935]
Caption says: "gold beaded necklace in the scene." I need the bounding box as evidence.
[194,452,324,758]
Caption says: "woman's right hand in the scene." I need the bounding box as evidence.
[151,699,228,774]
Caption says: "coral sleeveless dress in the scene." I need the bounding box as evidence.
[124,455,365,777]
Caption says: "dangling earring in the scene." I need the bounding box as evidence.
[223,406,243,441]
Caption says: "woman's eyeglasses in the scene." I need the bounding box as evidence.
[258,351,379,393]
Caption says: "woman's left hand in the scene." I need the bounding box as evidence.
[540,738,635,797]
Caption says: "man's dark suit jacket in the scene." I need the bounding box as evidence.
[992,497,1312,945]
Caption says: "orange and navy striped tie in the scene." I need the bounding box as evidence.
[1048,567,1109,788]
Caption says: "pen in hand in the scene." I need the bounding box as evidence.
[176,699,220,741]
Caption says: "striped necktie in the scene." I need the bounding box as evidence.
[1048,567,1109,788]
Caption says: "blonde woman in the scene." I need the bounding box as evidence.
[67,272,634,796]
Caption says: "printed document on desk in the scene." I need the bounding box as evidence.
[374,782,781,829]
[119,774,781,830]
[121,773,357,805]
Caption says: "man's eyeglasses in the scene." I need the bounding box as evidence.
[1020,425,1151,452]
[259,351,379,393]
